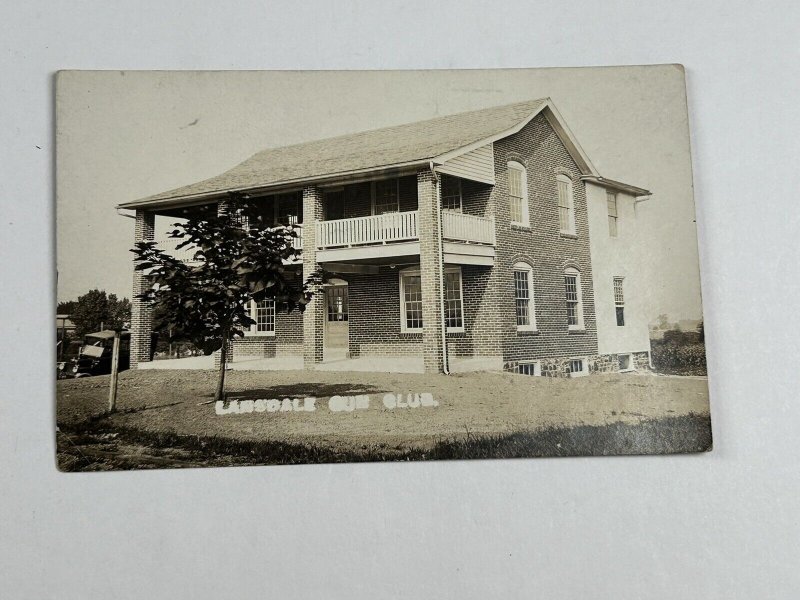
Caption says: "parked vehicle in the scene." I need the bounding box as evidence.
[64,330,131,378]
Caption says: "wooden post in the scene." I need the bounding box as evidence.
[108,330,121,413]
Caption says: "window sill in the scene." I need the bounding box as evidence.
[516,328,540,335]
[446,328,465,335]
[510,223,531,230]
[567,328,586,335]
[400,330,423,336]
[243,331,276,338]
[559,231,578,240]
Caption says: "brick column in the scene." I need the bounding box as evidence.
[302,185,325,368]
[130,209,155,368]
[418,170,445,374]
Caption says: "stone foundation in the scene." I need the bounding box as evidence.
[505,350,651,378]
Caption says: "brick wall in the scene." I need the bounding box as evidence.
[487,113,600,364]
[130,210,155,368]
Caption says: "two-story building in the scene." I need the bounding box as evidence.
[117,98,653,376]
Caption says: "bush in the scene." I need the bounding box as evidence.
[651,337,707,375]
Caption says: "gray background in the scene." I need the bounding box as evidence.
[1,1,799,598]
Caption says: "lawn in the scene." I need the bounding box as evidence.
[56,369,711,470]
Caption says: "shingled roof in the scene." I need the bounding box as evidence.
[119,98,554,208]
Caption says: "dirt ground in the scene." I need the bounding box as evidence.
[56,369,710,453]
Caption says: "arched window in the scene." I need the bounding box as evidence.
[556,173,575,234]
[563,267,584,330]
[512,262,537,331]
[507,161,529,226]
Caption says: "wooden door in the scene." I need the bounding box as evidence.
[325,285,349,349]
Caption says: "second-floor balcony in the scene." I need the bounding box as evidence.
[156,210,495,266]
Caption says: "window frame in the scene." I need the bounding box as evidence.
[246,298,276,336]
[564,267,585,331]
[399,266,464,333]
[607,191,618,237]
[613,276,625,327]
[568,357,588,377]
[556,173,576,235]
[513,262,537,332]
[371,178,401,215]
[514,361,542,376]
[507,161,529,227]
[441,175,463,212]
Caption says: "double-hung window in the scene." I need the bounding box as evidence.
[507,161,529,226]
[249,299,276,335]
[564,268,584,330]
[373,179,400,215]
[441,175,462,212]
[607,192,618,237]
[613,277,625,326]
[513,263,536,331]
[557,174,576,234]
[400,267,464,333]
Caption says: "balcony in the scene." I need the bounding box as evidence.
[314,210,496,266]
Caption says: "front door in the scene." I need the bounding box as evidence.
[325,285,349,351]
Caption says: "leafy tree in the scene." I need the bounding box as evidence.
[70,290,131,337]
[57,300,77,314]
[132,192,323,402]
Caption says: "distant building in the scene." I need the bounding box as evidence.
[56,314,76,340]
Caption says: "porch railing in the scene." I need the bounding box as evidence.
[316,210,419,248]
[441,211,496,245]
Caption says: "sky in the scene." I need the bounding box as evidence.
[56,66,703,322]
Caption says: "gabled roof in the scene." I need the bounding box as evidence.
[119,98,647,210]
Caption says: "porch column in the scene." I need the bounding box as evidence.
[417,170,446,374]
[302,185,325,368]
[130,209,155,368]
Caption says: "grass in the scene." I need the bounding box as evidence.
[56,369,712,471]
[57,412,712,471]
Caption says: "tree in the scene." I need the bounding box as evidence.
[70,290,132,337]
[132,192,323,402]
[57,300,77,314]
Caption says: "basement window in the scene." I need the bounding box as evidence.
[568,358,587,377]
[618,354,634,372]
[514,361,541,376]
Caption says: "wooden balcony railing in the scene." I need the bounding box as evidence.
[316,211,419,248]
[315,210,495,249]
[441,211,496,245]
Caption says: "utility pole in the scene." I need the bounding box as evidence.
[108,329,121,413]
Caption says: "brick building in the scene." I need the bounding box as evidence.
[118,99,652,376]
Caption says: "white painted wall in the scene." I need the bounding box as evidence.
[585,181,651,356]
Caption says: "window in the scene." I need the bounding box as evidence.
[507,161,529,226]
[276,193,301,225]
[607,192,618,237]
[513,263,537,331]
[568,358,587,377]
[564,268,584,330]
[444,270,464,330]
[514,361,541,376]
[441,175,462,212]
[613,277,625,326]
[373,179,400,215]
[399,267,464,332]
[250,299,276,335]
[618,354,632,372]
[557,174,575,234]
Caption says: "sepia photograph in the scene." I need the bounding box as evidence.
[55,67,710,470]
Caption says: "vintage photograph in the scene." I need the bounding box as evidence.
[55,67,711,470]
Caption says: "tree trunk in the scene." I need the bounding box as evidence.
[214,333,229,403]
